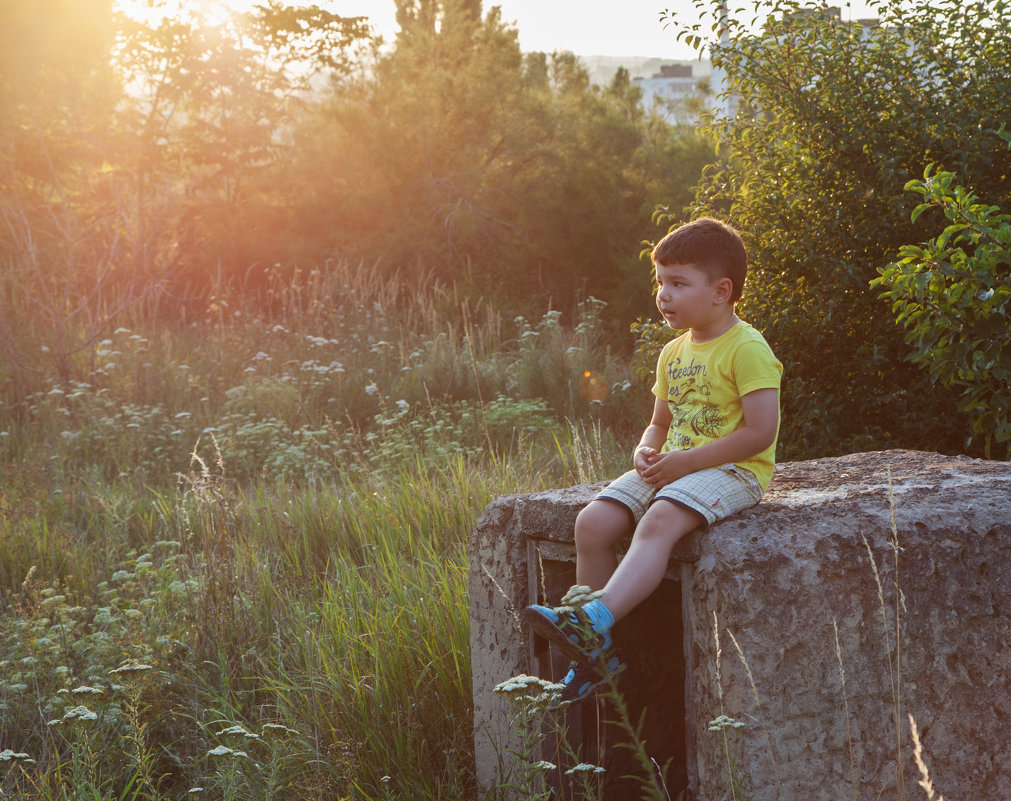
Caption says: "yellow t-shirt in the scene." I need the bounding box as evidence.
[651,321,783,491]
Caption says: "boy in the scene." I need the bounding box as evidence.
[523,217,783,703]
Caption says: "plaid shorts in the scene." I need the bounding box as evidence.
[595,463,764,527]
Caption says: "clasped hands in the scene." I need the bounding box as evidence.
[634,446,693,488]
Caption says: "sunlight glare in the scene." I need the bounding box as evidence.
[115,0,257,27]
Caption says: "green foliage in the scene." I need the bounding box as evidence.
[289,0,713,320]
[659,0,1011,458]
[0,250,646,799]
[629,316,678,384]
[0,0,714,411]
[0,1,372,403]
[873,163,1011,456]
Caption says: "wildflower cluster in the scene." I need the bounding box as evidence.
[494,674,565,706]
[708,714,746,733]
[566,762,606,776]
[559,584,605,609]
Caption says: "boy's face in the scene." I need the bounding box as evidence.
[654,262,731,332]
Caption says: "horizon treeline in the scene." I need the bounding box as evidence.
[3,0,1009,459]
[0,0,712,374]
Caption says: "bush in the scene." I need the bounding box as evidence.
[659,0,1011,458]
[873,159,1011,457]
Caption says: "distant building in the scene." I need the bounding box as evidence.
[633,61,713,124]
[707,4,880,118]
[619,5,880,124]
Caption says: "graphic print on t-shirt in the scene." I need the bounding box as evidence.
[665,356,728,449]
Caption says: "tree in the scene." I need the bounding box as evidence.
[873,159,1011,457]
[111,1,372,293]
[289,0,713,321]
[652,0,1011,457]
[0,0,128,394]
[0,1,372,406]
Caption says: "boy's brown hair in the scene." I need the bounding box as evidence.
[650,217,748,303]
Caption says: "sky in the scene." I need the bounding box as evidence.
[329,0,882,59]
[118,0,883,60]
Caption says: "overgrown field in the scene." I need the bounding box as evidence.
[0,264,642,800]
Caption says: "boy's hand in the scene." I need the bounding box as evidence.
[633,446,661,476]
[640,450,693,488]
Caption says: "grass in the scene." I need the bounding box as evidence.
[2,260,949,801]
[0,262,638,800]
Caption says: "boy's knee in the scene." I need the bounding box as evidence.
[634,499,703,542]
[575,500,632,549]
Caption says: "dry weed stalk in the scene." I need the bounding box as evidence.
[909,714,944,801]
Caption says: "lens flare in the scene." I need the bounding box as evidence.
[578,370,608,402]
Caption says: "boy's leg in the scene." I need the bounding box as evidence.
[574,498,635,590]
[523,471,652,665]
[525,466,760,680]
[598,499,703,622]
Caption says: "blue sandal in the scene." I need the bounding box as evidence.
[522,604,613,665]
[554,655,626,707]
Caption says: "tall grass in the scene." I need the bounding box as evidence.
[0,261,637,799]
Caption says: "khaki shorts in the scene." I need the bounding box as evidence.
[595,464,763,527]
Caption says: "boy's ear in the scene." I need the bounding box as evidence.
[713,276,734,303]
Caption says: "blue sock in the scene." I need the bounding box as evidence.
[581,598,614,635]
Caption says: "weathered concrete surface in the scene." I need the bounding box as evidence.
[468,484,603,790]
[694,450,1011,801]
[468,450,1011,800]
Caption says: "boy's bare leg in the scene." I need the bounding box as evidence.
[574,499,634,590]
[599,500,702,622]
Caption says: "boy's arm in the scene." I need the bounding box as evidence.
[632,396,673,475]
[640,388,779,488]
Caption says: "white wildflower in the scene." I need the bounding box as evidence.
[207,745,247,758]
[217,724,259,740]
[493,674,564,698]
[62,705,99,722]
[560,585,604,607]
[109,661,153,676]
[707,714,745,732]
[0,750,35,763]
[565,763,605,775]
[262,723,298,736]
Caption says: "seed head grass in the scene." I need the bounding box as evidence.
[0,295,634,800]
